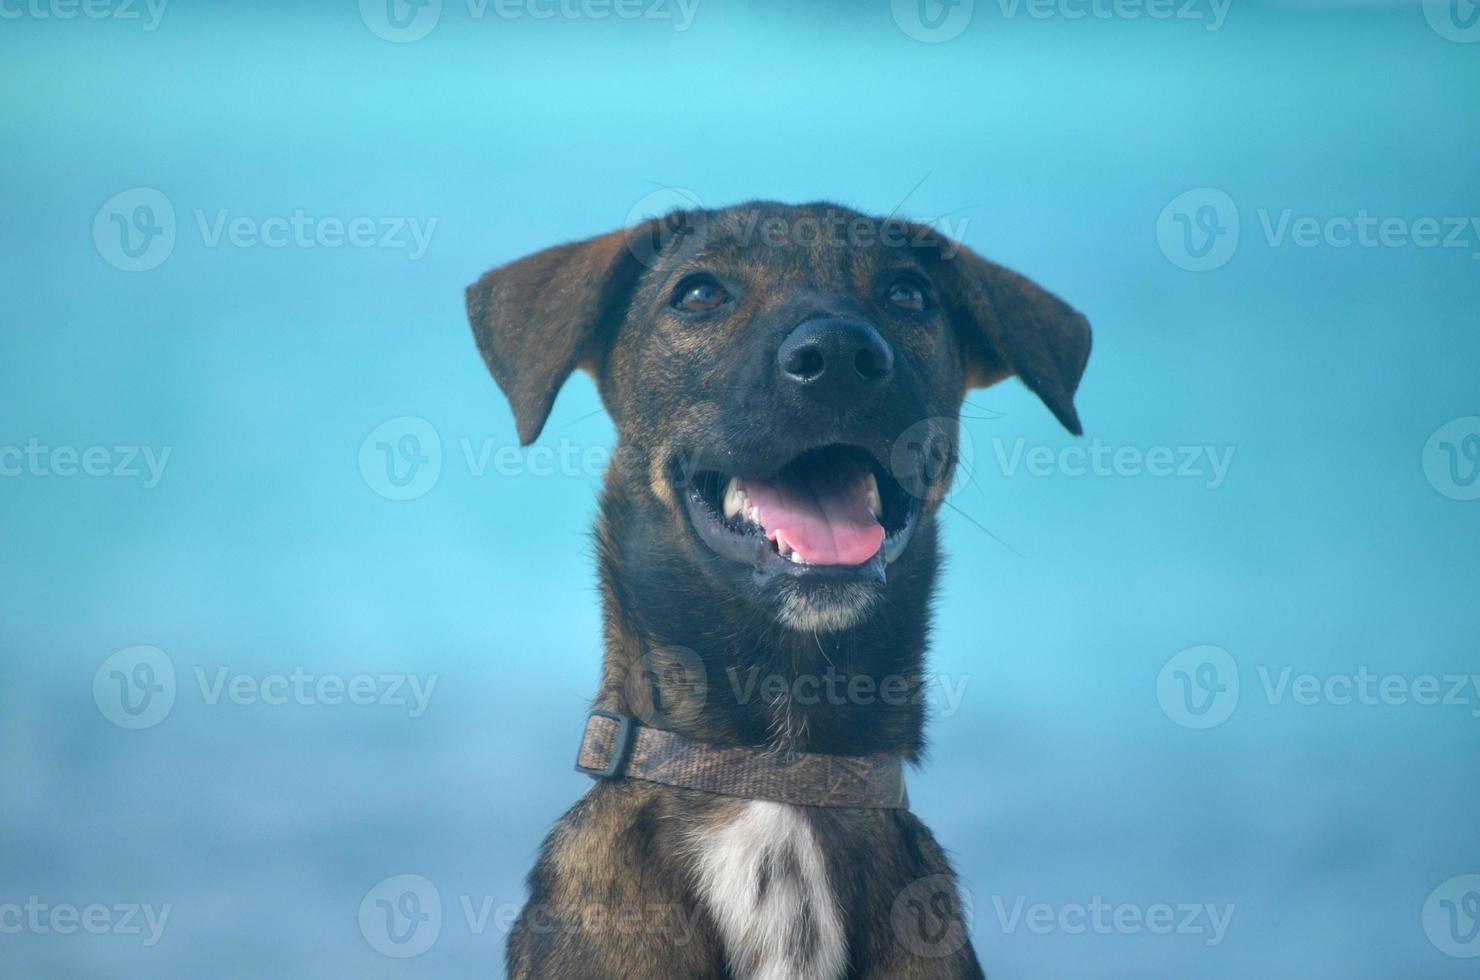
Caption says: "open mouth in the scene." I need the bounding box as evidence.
[680,445,918,584]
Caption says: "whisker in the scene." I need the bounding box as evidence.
[943,498,1025,559]
[558,406,608,430]
[886,172,932,223]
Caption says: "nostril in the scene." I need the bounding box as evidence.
[786,346,826,381]
[855,348,884,380]
[854,343,893,382]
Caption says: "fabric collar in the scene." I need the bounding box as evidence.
[574,710,908,809]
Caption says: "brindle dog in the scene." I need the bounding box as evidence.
[467,202,1090,979]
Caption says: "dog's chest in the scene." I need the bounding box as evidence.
[689,800,848,980]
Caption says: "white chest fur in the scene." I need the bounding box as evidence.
[689,800,848,980]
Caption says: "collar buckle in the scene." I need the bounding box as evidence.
[574,710,636,780]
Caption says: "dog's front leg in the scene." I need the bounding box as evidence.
[852,884,988,980]
[845,810,987,980]
[854,919,987,980]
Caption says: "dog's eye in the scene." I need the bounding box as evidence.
[886,277,927,312]
[673,276,730,313]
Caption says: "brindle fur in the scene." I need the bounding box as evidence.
[467,202,1090,979]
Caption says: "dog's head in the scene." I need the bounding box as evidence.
[468,202,1089,634]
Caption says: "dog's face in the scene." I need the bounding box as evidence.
[469,202,1089,633]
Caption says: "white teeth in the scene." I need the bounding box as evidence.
[723,477,748,520]
[773,532,808,564]
[721,477,767,530]
[864,473,882,520]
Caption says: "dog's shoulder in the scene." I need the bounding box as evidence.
[507,782,724,979]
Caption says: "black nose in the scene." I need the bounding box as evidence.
[777,317,894,400]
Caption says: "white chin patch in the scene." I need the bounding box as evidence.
[776,582,879,633]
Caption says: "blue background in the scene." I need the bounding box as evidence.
[3,1,1479,976]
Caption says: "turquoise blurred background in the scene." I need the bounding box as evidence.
[3,1,1479,976]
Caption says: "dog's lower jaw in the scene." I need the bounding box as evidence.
[775,579,881,634]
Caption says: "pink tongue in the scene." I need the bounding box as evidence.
[744,467,885,566]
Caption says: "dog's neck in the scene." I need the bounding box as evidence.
[591,480,938,759]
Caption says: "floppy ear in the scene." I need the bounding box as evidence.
[466,222,659,445]
[937,243,1092,436]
